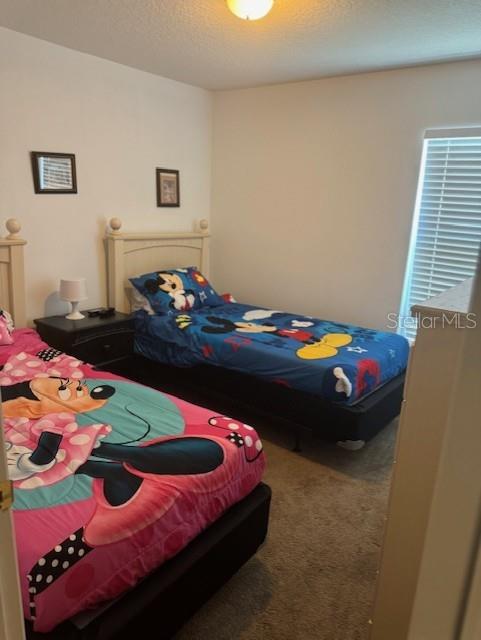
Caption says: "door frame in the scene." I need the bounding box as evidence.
[0,398,25,640]
[407,265,481,639]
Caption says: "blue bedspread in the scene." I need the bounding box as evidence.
[134,303,409,405]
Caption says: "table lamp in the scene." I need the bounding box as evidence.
[60,278,87,320]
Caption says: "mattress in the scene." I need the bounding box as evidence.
[134,303,410,405]
[1,329,265,632]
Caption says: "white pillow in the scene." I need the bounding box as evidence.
[126,286,155,315]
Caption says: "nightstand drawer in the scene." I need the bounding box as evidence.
[70,330,134,365]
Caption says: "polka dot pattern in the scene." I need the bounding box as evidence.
[27,528,93,618]
[208,416,264,462]
[36,348,63,362]
[0,349,85,388]
[4,415,111,489]
[227,432,244,447]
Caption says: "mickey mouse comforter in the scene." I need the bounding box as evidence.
[134,303,410,405]
[2,329,265,632]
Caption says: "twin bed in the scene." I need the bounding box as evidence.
[0,222,270,638]
[106,218,409,449]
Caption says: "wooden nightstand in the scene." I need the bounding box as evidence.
[34,311,134,369]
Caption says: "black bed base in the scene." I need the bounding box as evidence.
[25,482,271,640]
[112,355,405,447]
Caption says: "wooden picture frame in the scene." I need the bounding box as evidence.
[31,152,77,194]
[156,168,180,207]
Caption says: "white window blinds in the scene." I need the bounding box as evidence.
[400,131,481,339]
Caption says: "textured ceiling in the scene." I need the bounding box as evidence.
[1,0,481,90]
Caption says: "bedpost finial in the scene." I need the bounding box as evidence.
[110,217,122,234]
[199,219,209,232]
[6,218,21,239]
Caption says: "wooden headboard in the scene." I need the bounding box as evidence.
[0,219,26,327]
[105,217,210,313]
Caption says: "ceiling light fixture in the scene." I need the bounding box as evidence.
[226,0,274,21]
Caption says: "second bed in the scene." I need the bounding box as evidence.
[105,219,409,448]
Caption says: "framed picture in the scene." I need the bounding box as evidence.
[156,168,180,207]
[31,152,77,194]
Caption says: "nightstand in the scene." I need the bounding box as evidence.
[34,311,134,369]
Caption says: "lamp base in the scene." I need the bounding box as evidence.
[65,300,85,320]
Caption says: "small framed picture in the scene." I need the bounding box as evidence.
[31,152,77,194]
[156,168,180,207]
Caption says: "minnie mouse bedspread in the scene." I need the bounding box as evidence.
[134,303,410,405]
[2,329,265,632]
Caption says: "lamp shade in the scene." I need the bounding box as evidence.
[59,278,87,302]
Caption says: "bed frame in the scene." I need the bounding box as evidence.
[0,218,27,327]
[105,218,405,450]
[106,216,210,315]
[0,218,271,639]
[26,483,271,640]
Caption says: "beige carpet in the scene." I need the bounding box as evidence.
[175,418,397,640]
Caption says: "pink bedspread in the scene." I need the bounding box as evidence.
[2,329,265,632]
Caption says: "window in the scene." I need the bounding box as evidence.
[399,129,481,339]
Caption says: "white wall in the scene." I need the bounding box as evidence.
[2,27,480,329]
[0,27,212,322]
[211,60,481,329]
